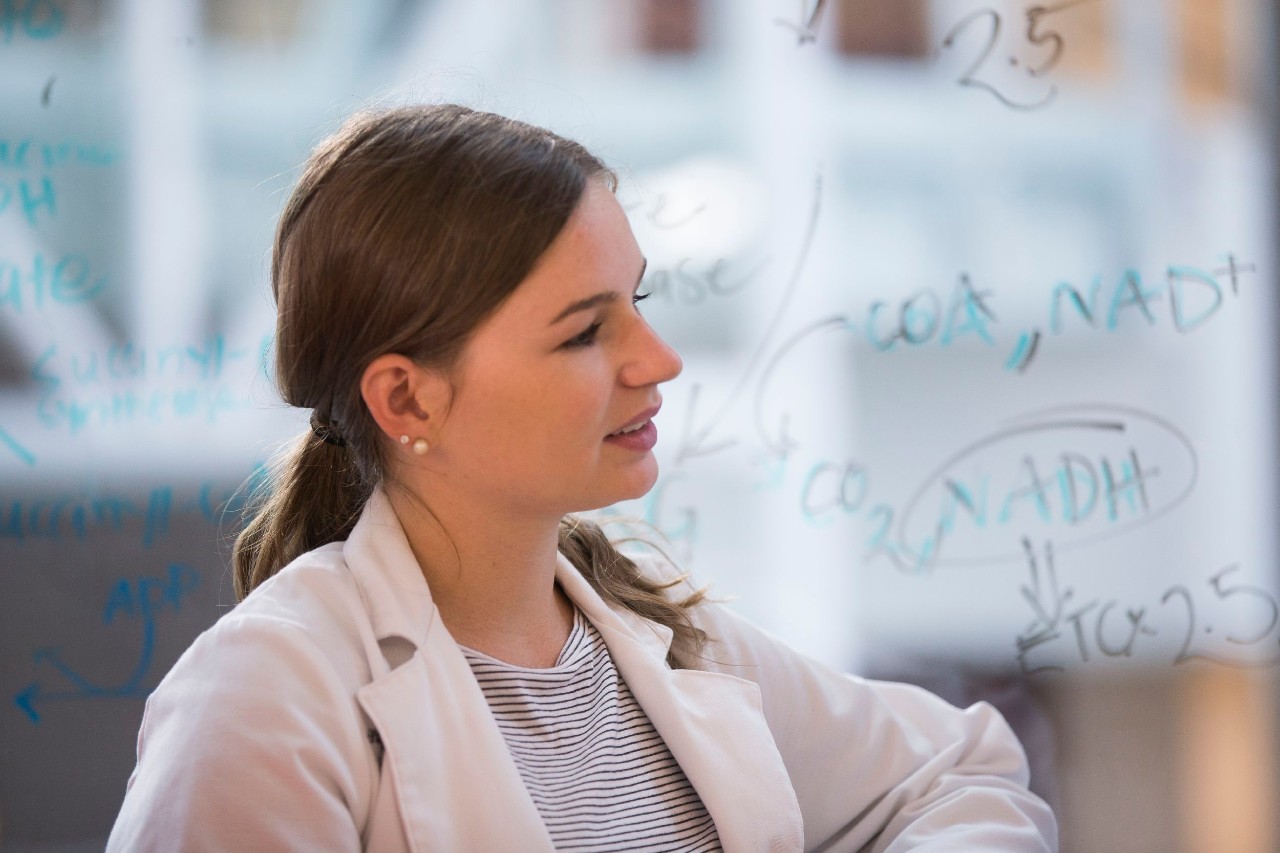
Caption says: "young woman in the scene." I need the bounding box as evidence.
[107,104,1057,851]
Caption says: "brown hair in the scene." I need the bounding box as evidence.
[233,104,707,667]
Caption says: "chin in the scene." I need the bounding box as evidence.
[580,463,660,512]
[624,459,661,499]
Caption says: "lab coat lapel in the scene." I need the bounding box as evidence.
[345,491,554,852]
[556,557,805,853]
[355,626,554,851]
[343,492,802,850]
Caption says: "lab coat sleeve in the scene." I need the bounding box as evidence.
[106,613,375,852]
[689,602,1059,852]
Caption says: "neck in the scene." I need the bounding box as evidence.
[385,482,575,668]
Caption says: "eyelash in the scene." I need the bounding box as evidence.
[561,292,651,349]
[563,322,603,349]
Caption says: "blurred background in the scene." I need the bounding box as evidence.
[0,1,1276,850]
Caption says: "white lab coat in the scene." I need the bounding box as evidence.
[107,488,1057,852]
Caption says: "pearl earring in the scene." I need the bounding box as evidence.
[399,432,430,450]
[399,434,428,455]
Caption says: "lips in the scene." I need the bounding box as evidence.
[605,405,661,452]
[610,421,648,436]
[607,405,661,438]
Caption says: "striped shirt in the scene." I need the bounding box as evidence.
[460,607,722,852]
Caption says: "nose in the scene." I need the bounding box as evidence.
[620,317,683,387]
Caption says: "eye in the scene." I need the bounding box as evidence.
[632,291,651,309]
[562,321,602,349]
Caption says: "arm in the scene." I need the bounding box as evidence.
[107,614,376,852]
[690,602,1058,852]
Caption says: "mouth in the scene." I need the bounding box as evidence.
[607,405,661,438]
[608,419,650,438]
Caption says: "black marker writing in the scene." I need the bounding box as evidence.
[674,172,823,463]
[939,0,1099,111]
[774,0,829,45]
[1017,545,1280,674]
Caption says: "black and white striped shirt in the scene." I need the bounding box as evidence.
[461,607,722,852]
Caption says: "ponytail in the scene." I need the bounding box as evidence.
[232,432,370,600]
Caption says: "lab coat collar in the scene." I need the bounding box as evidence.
[343,489,804,852]
[552,549,675,655]
[555,558,805,851]
[342,487,436,648]
[340,487,680,659]
[345,489,555,849]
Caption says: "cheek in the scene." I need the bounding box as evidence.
[449,354,616,461]
[558,366,615,428]
[471,372,601,449]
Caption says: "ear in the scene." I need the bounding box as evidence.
[360,354,449,447]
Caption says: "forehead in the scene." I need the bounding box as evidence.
[505,181,641,311]
[449,181,642,381]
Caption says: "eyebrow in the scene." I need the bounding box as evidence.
[549,258,648,325]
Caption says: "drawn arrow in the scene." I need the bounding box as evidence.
[674,172,824,464]
[14,678,155,724]
[674,384,736,462]
[752,314,850,459]
[774,0,830,45]
[1017,537,1074,646]
[14,683,41,722]
[16,616,156,723]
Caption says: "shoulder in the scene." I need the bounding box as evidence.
[233,544,369,634]
[112,544,379,850]
[138,541,379,783]
[626,550,769,659]
[630,554,1056,850]
[154,543,377,716]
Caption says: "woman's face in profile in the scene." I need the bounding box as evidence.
[428,180,684,521]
